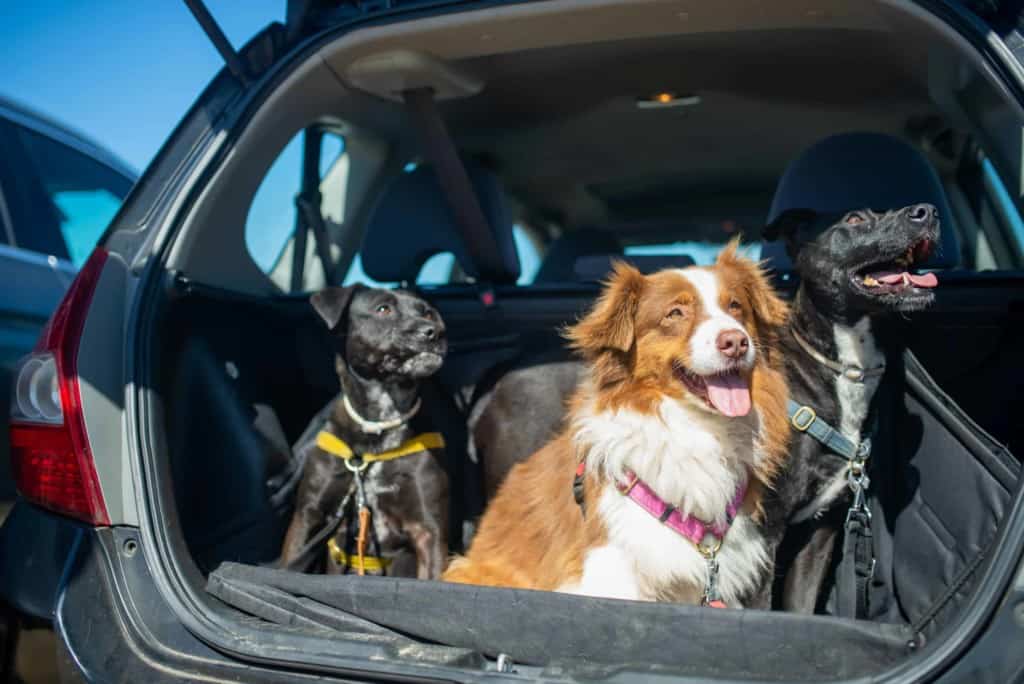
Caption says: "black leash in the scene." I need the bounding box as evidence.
[789,400,876,619]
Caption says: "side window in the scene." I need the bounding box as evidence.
[949,150,1024,270]
[979,156,1024,269]
[512,225,542,285]
[245,129,348,292]
[6,123,133,267]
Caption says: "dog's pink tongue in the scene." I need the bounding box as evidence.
[705,372,751,417]
[872,270,938,288]
[909,272,938,288]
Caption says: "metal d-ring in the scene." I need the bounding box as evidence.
[696,536,723,559]
[344,456,370,473]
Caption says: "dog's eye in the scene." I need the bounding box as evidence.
[375,304,393,315]
[728,299,742,314]
[666,307,685,319]
[845,212,866,225]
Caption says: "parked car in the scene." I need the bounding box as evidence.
[0,96,137,504]
[0,95,136,680]
[3,0,1024,681]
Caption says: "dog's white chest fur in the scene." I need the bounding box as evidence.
[794,318,883,523]
[562,395,768,605]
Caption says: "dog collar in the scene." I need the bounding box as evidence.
[342,394,422,434]
[316,430,445,468]
[615,467,747,556]
[791,328,886,383]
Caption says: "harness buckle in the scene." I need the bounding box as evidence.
[791,405,817,431]
[856,437,872,460]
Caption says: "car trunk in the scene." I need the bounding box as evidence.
[150,268,1022,679]
[130,0,1024,679]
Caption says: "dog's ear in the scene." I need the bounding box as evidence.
[762,208,817,244]
[564,260,645,357]
[310,285,363,332]
[717,238,789,332]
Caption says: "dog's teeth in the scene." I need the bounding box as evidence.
[902,273,911,285]
[863,275,880,287]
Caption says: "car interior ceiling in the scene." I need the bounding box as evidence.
[151,0,1024,677]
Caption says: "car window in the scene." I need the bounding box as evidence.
[341,225,540,287]
[245,129,350,292]
[249,141,540,290]
[625,240,761,264]
[8,124,133,267]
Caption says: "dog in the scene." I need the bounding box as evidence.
[444,243,790,606]
[278,285,450,579]
[761,203,940,613]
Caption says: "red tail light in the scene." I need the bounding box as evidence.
[9,248,111,525]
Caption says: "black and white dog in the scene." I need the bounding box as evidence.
[279,285,450,578]
[761,203,940,614]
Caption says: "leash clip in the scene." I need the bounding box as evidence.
[701,553,721,607]
[845,467,872,525]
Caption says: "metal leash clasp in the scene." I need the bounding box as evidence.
[701,552,723,607]
[344,456,370,510]
[845,453,872,525]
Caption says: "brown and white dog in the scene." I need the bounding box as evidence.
[444,243,790,606]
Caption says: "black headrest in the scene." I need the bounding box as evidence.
[534,229,623,283]
[573,254,696,282]
[762,132,960,271]
[361,162,520,284]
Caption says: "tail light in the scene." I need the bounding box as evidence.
[9,248,111,525]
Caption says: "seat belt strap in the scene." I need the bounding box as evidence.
[401,87,508,289]
[290,128,336,290]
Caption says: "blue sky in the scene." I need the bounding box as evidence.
[2,1,279,173]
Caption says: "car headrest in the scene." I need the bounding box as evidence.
[534,228,623,283]
[762,132,960,271]
[573,254,696,282]
[361,162,520,284]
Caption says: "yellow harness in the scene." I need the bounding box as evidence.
[316,430,445,575]
[315,431,445,465]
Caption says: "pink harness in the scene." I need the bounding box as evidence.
[572,462,748,608]
[615,468,748,549]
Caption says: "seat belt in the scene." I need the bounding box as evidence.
[401,87,506,305]
[291,127,336,291]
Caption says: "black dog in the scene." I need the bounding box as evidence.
[279,285,449,579]
[760,203,939,614]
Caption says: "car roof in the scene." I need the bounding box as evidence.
[0,94,138,182]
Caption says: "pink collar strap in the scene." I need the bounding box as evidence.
[615,468,747,551]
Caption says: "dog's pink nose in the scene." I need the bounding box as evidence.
[717,330,749,359]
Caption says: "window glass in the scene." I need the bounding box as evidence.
[513,225,542,284]
[340,225,540,288]
[244,130,346,290]
[625,241,761,264]
[12,124,133,267]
